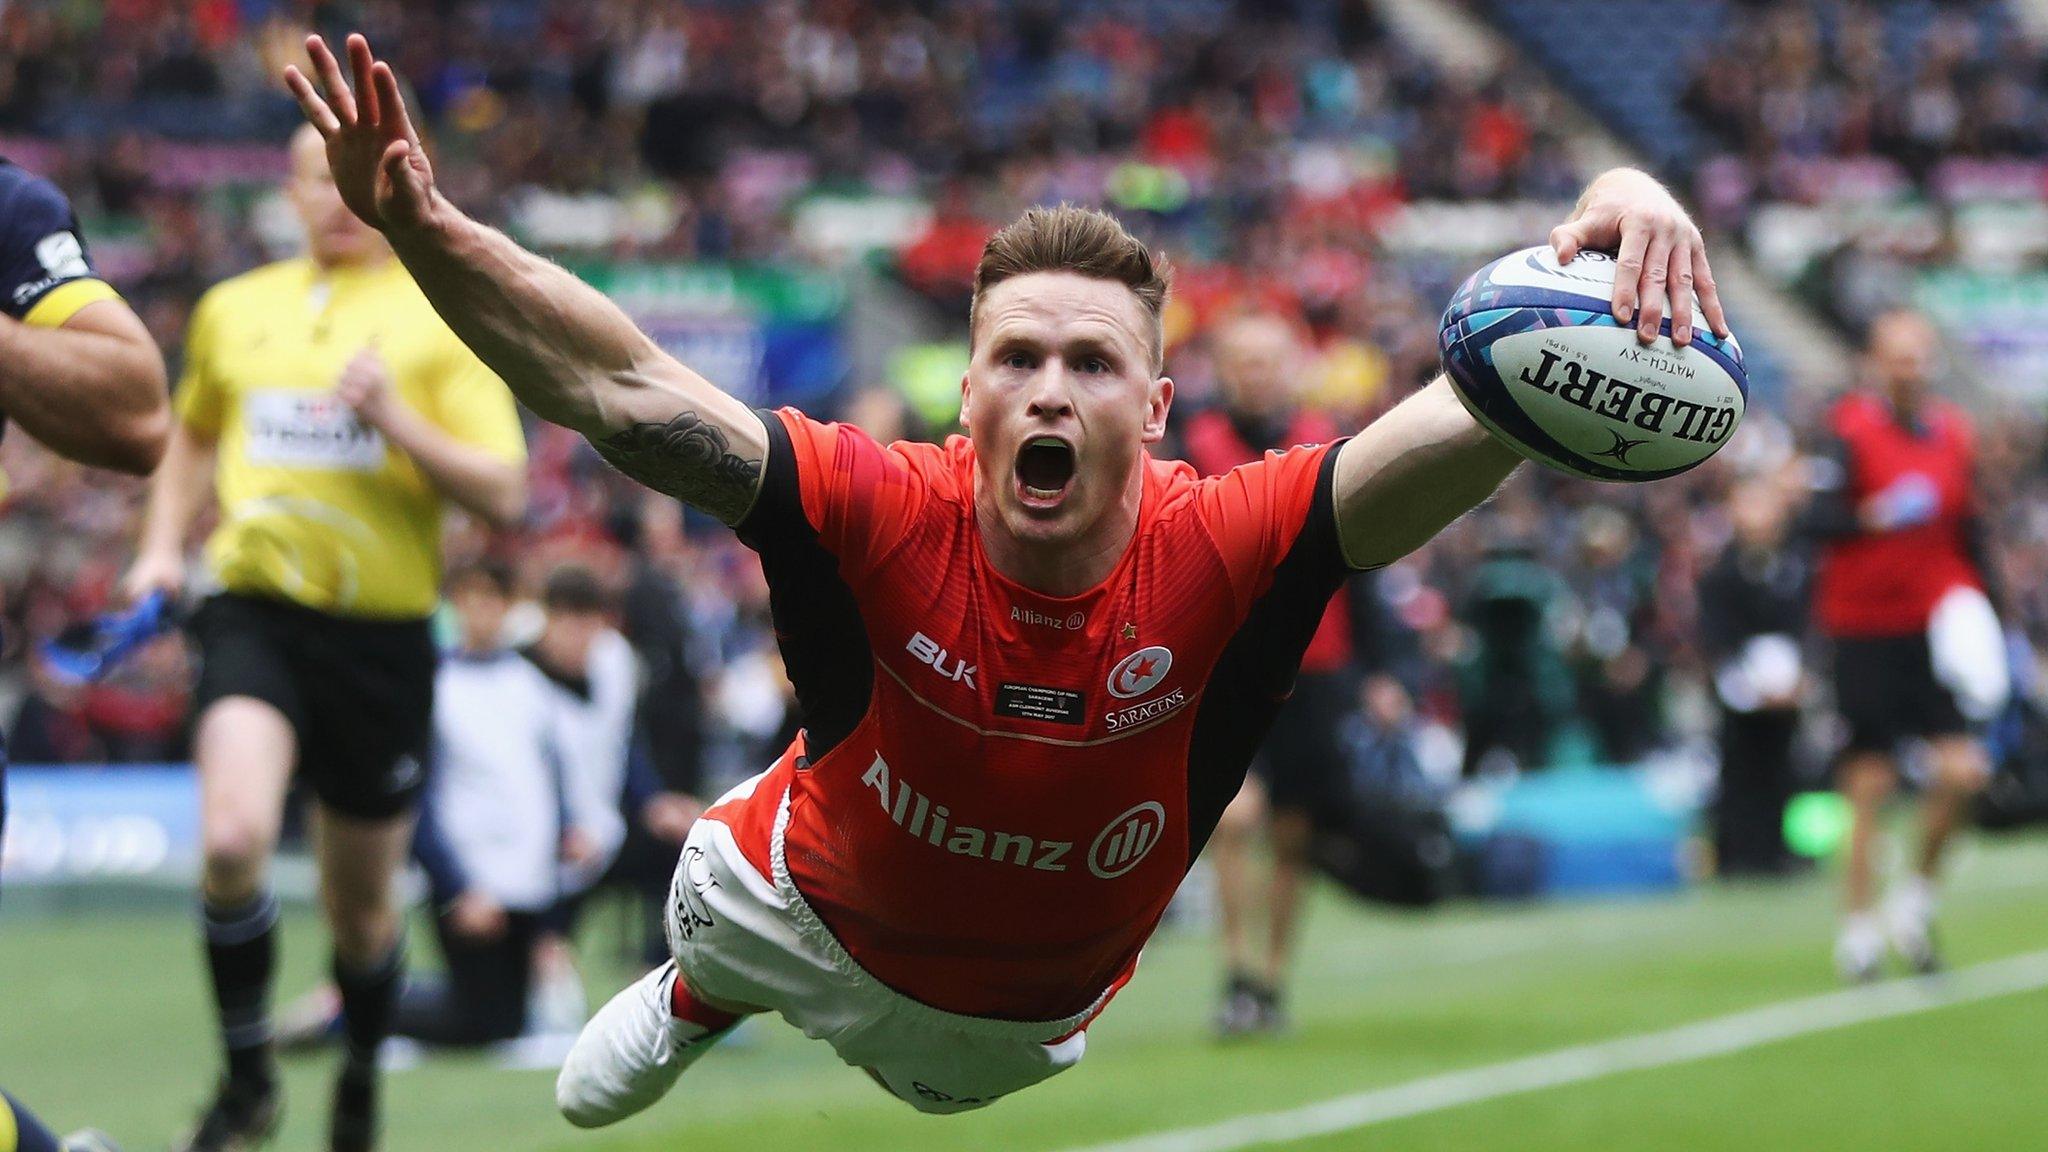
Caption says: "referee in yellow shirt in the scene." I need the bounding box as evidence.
[122,125,527,1152]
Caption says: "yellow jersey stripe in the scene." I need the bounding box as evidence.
[22,277,119,329]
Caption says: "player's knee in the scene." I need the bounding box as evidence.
[201,819,271,886]
[1931,743,1991,795]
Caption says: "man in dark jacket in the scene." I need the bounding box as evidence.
[1699,477,1810,876]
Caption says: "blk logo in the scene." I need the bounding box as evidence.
[1089,801,1167,878]
[1107,646,1173,699]
[907,631,976,689]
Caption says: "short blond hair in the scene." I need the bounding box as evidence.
[970,205,1173,371]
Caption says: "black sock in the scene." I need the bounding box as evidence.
[330,1060,378,1152]
[333,943,404,1070]
[202,891,280,1091]
[331,944,403,1152]
[2,1089,64,1152]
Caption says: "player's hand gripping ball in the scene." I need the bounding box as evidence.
[1439,246,1747,481]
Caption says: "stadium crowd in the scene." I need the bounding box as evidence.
[1679,2,2048,341]
[1683,2,2043,174]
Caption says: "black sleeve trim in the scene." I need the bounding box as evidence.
[729,406,875,761]
[1303,439,1352,572]
[734,407,805,552]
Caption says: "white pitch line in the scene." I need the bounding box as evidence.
[1059,948,2048,1152]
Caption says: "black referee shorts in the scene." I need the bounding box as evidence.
[191,592,437,820]
[1831,633,1969,759]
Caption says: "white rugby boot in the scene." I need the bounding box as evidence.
[1834,912,1886,984]
[555,960,733,1128]
[1886,875,1945,976]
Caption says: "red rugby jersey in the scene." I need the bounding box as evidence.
[1182,407,1353,673]
[712,408,1354,1021]
[1813,392,1981,638]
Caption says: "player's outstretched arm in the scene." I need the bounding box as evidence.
[283,34,766,524]
[1331,376,1522,569]
[0,301,168,475]
[1333,171,1717,567]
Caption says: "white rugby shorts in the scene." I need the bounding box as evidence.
[664,772,1099,1113]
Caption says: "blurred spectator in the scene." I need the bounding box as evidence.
[1310,672,1457,909]
[1338,673,1429,800]
[1564,507,1663,765]
[9,636,109,764]
[1698,477,1810,877]
[523,564,641,1035]
[605,494,717,961]
[1457,523,1573,777]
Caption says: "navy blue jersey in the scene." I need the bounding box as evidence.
[0,156,107,325]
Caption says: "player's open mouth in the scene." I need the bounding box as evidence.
[1015,435,1077,509]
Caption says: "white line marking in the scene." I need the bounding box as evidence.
[1059,948,2048,1152]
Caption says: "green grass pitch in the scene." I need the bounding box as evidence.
[4,835,2045,1151]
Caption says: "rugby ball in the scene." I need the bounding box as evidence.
[1438,246,1746,482]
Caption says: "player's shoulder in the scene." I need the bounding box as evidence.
[1154,440,1342,554]
[0,156,76,231]
[1146,451,1203,508]
[923,433,978,501]
[1924,396,1974,439]
[1828,390,1885,434]
[777,407,962,482]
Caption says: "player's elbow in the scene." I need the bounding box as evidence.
[110,400,172,475]
[65,398,170,476]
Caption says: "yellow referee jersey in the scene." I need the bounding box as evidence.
[174,256,525,620]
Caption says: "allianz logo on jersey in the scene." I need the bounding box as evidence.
[244,390,386,471]
[1010,606,1086,631]
[861,754,1165,879]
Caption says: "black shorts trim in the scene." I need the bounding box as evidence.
[191,592,437,819]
